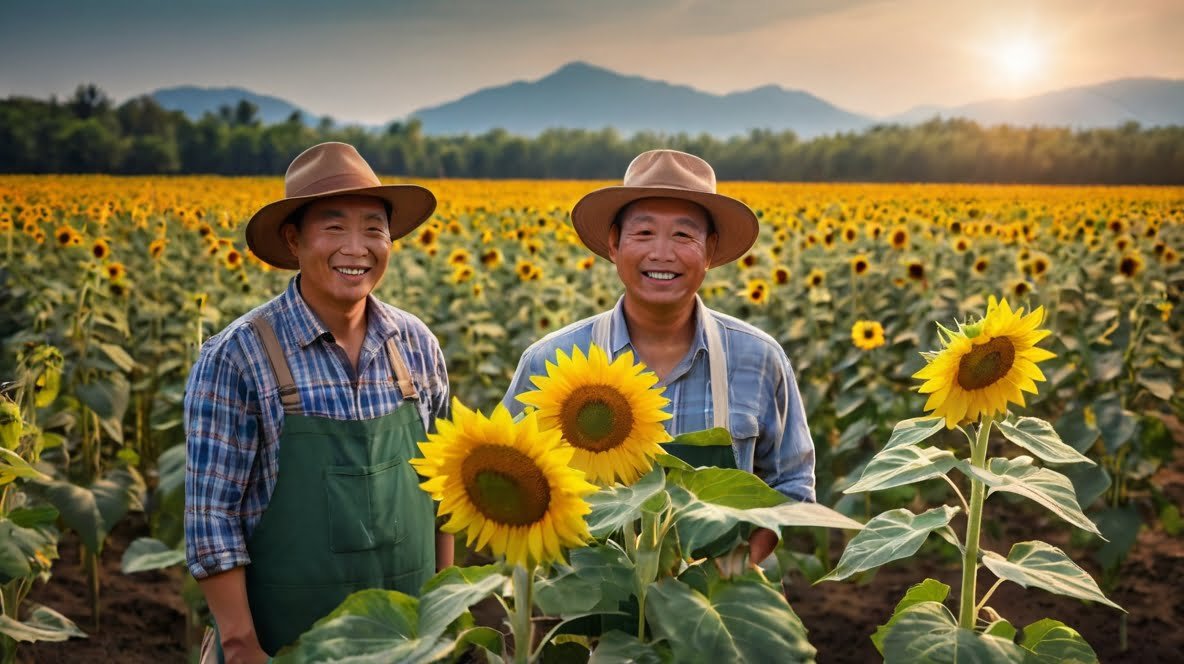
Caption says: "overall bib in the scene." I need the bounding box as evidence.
[592,295,736,470]
[201,317,435,661]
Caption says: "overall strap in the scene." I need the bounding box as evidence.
[250,317,302,415]
[384,335,419,401]
[697,296,730,430]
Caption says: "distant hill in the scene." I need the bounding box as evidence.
[888,78,1184,128]
[143,67,1184,137]
[408,62,873,139]
[150,86,315,125]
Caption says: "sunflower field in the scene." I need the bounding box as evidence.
[0,175,1181,662]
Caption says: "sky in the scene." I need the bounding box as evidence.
[1,0,1181,125]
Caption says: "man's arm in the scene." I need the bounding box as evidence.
[198,569,269,663]
[500,345,541,417]
[427,341,455,570]
[754,353,817,503]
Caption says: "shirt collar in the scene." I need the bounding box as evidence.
[608,295,710,359]
[282,276,400,349]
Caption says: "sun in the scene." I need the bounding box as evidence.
[994,37,1045,82]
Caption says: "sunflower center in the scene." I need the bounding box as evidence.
[956,337,1016,390]
[461,444,551,526]
[863,327,875,339]
[561,385,635,452]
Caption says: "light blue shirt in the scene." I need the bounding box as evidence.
[503,297,816,502]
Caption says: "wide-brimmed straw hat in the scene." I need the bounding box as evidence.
[245,142,436,269]
[571,149,758,268]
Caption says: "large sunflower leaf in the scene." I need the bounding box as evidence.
[418,565,505,638]
[586,467,667,538]
[589,630,666,664]
[665,473,862,556]
[667,428,732,447]
[535,545,633,617]
[881,601,1026,663]
[644,576,816,664]
[994,417,1093,466]
[275,589,454,663]
[35,466,145,553]
[870,578,951,655]
[1018,618,1100,663]
[0,448,51,486]
[981,541,1122,611]
[844,446,958,494]
[882,417,946,451]
[956,457,1101,536]
[0,518,57,584]
[820,506,959,582]
[0,605,86,643]
[120,537,185,574]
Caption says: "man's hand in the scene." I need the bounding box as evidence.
[748,527,779,565]
[221,631,269,664]
[197,568,269,664]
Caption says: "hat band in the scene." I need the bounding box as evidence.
[626,179,714,193]
[289,172,382,198]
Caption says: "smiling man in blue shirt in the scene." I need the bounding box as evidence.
[503,149,816,565]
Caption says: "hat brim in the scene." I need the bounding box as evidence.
[245,184,437,270]
[571,187,759,268]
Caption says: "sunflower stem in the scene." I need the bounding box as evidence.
[510,565,534,664]
[958,415,993,630]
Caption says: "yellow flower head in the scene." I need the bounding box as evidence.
[850,254,871,276]
[411,400,595,569]
[851,320,886,351]
[744,279,770,305]
[517,345,672,486]
[913,297,1056,428]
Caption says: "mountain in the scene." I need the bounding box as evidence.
[150,86,315,125]
[408,62,873,138]
[887,78,1184,128]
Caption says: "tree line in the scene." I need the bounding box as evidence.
[2,84,1182,184]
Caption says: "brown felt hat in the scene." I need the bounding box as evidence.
[245,142,437,269]
[571,149,759,268]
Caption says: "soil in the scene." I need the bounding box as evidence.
[13,437,1184,664]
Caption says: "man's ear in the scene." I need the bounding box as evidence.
[607,223,621,261]
[704,231,719,266]
[282,223,300,259]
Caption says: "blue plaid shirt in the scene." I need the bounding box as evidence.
[184,277,449,580]
[502,298,816,502]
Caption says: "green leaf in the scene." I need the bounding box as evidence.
[653,453,695,472]
[844,446,958,494]
[586,467,667,537]
[1018,618,1099,663]
[1135,369,1174,401]
[644,577,815,663]
[981,541,1122,611]
[835,417,874,455]
[995,417,1093,466]
[881,601,1026,663]
[983,618,1017,641]
[0,518,57,584]
[1092,395,1135,454]
[535,546,633,617]
[419,565,505,639]
[836,391,866,418]
[1059,464,1111,510]
[821,506,959,582]
[121,537,185,574]
[1090,350,1123,382]
[956,457,1101,537]
[1054,408,1100,453]
[589,630,665,664]
[0,605,86,643]
[666,469,861,555]
[871,578,950,655]
[668,428,732,447]
[276,589,453,663]
[37,466,145,553]
[96,342,137,373]
[1092,506,1140,572]
[74,374,130,421]
[881,417,946,451]
[7,506,59,529]
[0,448,52,485]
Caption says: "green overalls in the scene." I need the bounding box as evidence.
[201,316,435,661]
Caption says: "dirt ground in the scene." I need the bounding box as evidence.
[15,448,1184,664]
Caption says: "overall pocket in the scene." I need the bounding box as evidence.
[324,457,407,553]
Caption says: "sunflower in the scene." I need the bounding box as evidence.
[148,238,167,260]
[91,237,110,260]
[973,257,990,274]
[952,237,970,254]
[411,400,595,568]
[577,257,596,271]
[740,254,758,269]
[850,254,871,276]
[223,249,243,270]
[913,297,1055,429]
[517,345,672,485]
[479,248,503,268]
[516,259,542,282]
[1118,252,1143,278]
[744,279,770,305]
[905,260,926,282]
[447,248,471,267]
[889,226,910,250]
[772,265,791,286]
[851,320,885,350]
[450,265,475,284]
[105,262,127,281]
[803,268,825,289]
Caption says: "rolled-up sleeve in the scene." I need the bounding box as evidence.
[501,345,546,418]
[755,354,817,502]
[183,340,260,579]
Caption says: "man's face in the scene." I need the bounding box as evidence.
[608,197,718,311]
[282,194,391,310]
